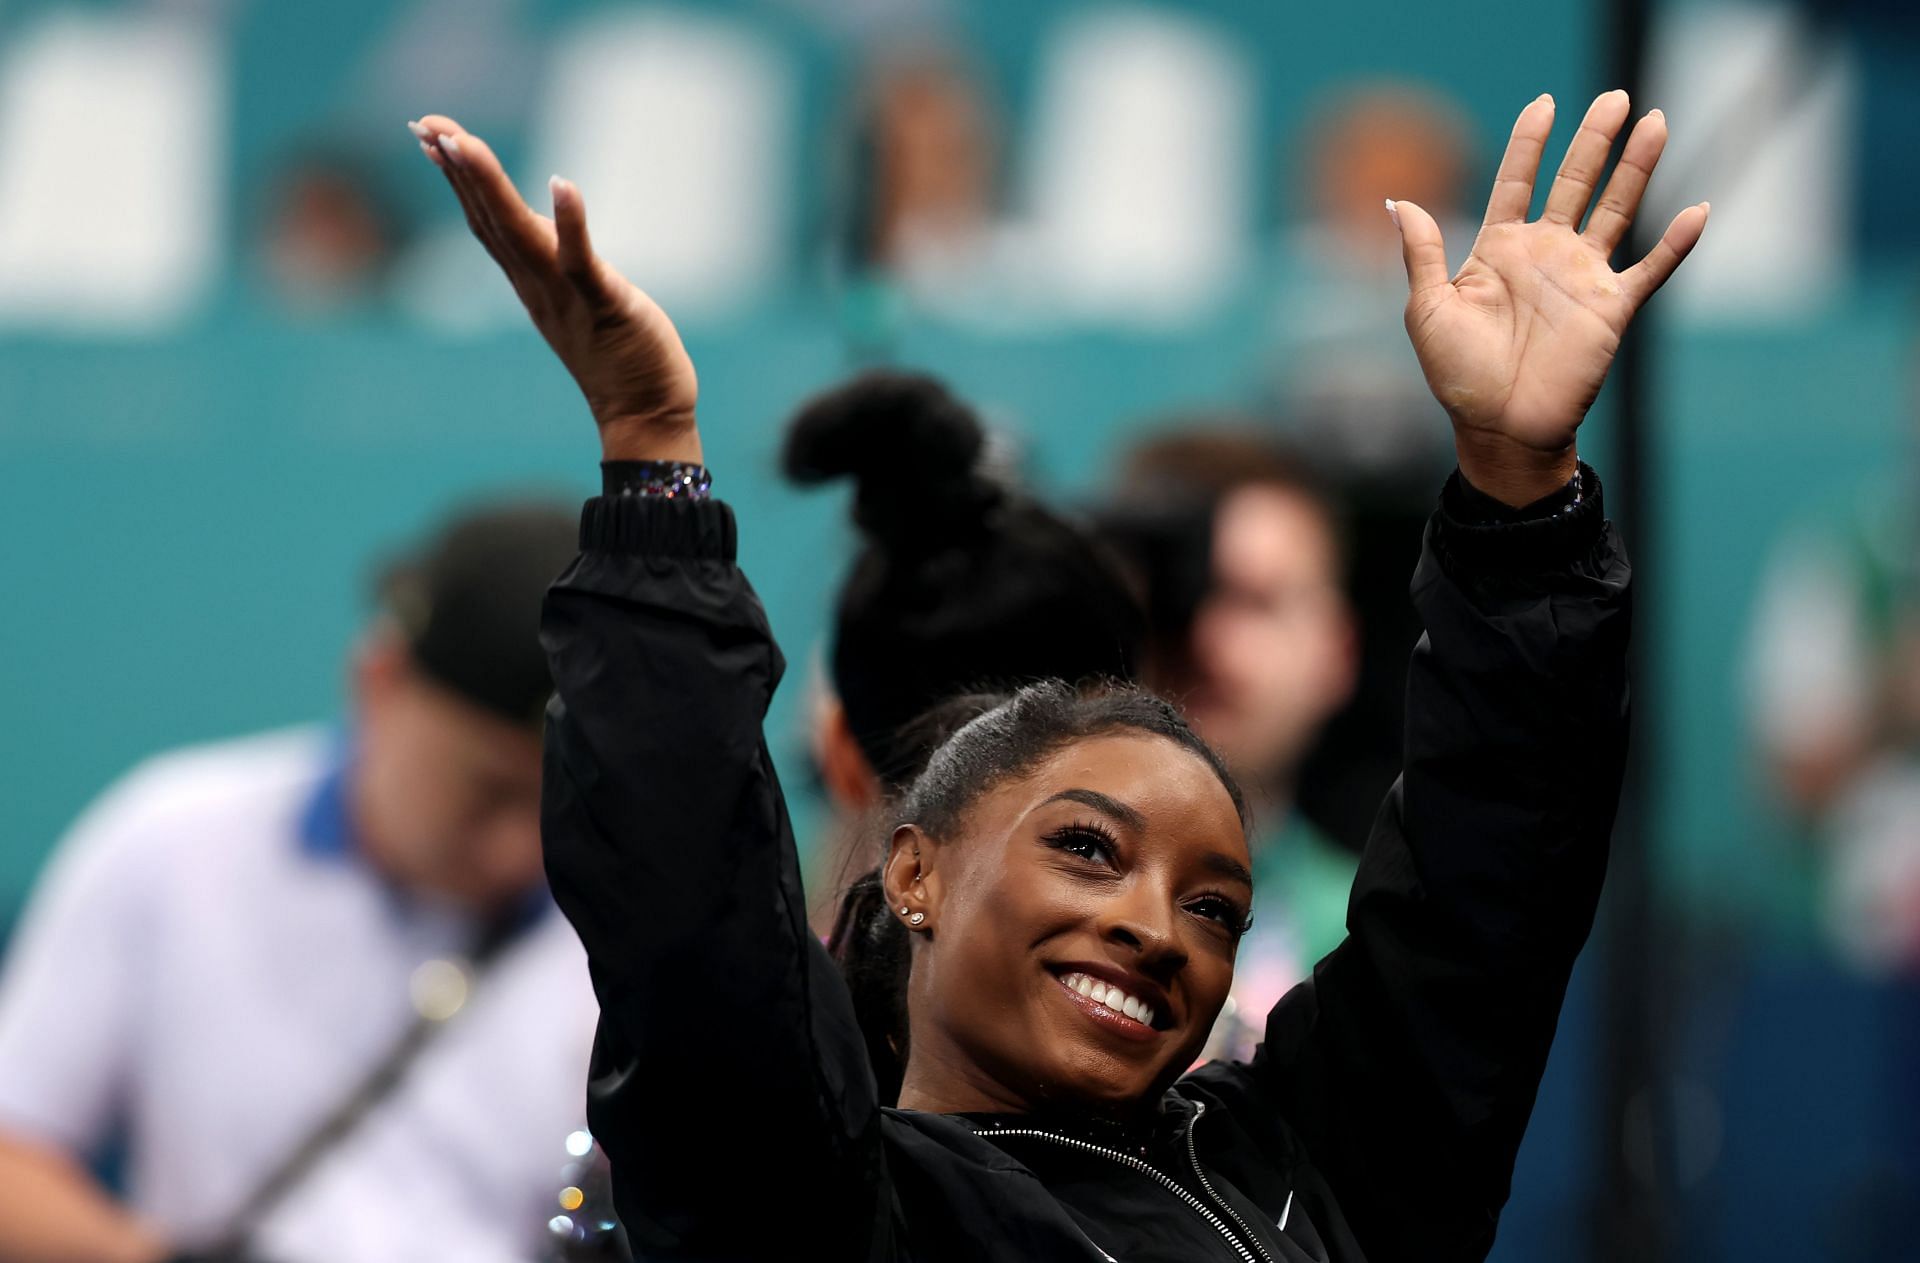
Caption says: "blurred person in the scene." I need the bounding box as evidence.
[781,372,1145,934]
[258,148,406,315]
[409,79,1705,1259]
[827,45,1059,339]
[0,502,598,1263]
[1264,83,1477,482]
[851,50,998,284]
[1746,327,1920,968]
[1103,429,1359,1058]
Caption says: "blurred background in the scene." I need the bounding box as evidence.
[0,0,1916,1258]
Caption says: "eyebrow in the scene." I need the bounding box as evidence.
[1041,788,1254,889]
[1043,787,1147,831]
[1201,852,1255,889]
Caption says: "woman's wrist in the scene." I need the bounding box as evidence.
[597,410,703,466]
[1453,433,1580,508]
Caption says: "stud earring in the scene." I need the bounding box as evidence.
[908,911,926,927]
[898,906,910,916]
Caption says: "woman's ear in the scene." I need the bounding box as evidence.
[815,695,881,812]
[881,823,936,935]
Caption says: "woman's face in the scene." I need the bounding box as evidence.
[893,731,1252,1114]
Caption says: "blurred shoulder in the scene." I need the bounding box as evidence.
[60,726,336,863]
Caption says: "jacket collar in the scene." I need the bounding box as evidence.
[957,1090,1201,1158]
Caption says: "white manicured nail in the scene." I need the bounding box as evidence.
[439,134,464,164]
[1384,199,1401,232]
[406,119,430,141]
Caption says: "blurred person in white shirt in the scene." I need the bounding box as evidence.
[0,501,599,1263]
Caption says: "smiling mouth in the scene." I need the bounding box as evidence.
[1052,970,1170,1040]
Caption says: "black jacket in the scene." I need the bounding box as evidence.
[539,466,1630,1262]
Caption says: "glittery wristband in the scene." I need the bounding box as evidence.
[601,460,713,500]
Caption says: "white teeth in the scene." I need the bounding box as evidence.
[1060,972,1156,1027]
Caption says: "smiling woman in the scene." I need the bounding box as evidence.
[871,687,1252,1113]
[408,86,1701,1263]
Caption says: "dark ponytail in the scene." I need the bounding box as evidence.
[827,682,1248,1103]
[825,871,911,1106]
[783,369,1144,789]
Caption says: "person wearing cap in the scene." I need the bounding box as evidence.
[0,501,600,1263]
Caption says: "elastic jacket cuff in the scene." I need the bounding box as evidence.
[578,494,738,561]
[1435,461,1606,575]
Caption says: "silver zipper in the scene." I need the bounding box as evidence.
[977,1121,1261,1263]
[1183,1102,1278,1263]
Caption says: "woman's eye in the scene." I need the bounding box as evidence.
[1188,896,1248,933]
[1049,825,1116,865]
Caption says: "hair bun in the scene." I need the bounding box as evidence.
[782,370,999,540]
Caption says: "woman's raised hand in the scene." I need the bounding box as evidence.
[1391,91,1708,504]
[410,115,701,463]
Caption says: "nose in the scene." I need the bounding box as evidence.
[1101,882,1189,980]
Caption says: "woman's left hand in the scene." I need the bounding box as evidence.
[1393,90,1708,504]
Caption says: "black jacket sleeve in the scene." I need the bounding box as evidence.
[1189,465,1630,1261]
[539,491,884,1260]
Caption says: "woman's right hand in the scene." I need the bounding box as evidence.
[411,115,701,464]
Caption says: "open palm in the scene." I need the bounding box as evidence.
[1394,91,1708,477]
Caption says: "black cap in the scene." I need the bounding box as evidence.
[375,500,580,729]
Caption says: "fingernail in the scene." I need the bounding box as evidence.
[1649,108,1665,120]
[406,119,430,141]
[549,174,568,206]
[1535,92,1553,107]
[438,134,464,164]
[419,140,442,164]
[1384,198,1401,232]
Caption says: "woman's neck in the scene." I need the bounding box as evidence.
[895,1043,1165,1138]
[895,1040,1030,1115]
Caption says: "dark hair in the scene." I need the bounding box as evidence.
[1113,422,1347,573]
[826,680,1248,1104]
[373,499,579,729]
[784,370,1146,789]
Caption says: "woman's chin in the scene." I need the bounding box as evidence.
[1035,1032,1187,1107]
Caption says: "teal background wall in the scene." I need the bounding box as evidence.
[1,0,1629,909]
